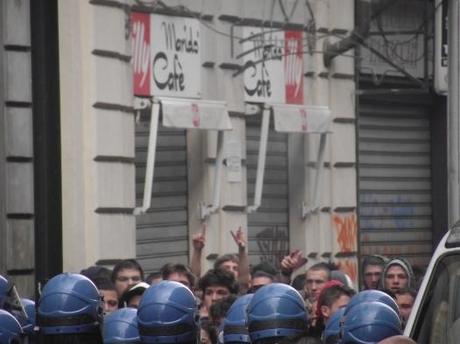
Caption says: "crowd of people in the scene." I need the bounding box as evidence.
[0,228,422,343]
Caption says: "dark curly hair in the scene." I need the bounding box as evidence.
[198,269,238,294]
[111,259,144,283]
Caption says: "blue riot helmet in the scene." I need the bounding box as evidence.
[18,298,35,337]
[247,283,308,343]
[344,290,399,316]
[137,280,197,343]
[223,294,253,343]
[322,307,345,344]
[341,301,402,344]
[37,273,103,335]
[104,308,140,343]
[0,309,23,344]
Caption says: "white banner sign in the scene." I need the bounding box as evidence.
[161,98,232,130]
[272,104,331,133]
[151,15,201,98]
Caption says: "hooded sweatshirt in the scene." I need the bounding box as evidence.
[379,257,415,291]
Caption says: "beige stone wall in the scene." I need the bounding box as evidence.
[290,0,358,283]
[0,0,35,297]
[57,0,358,278]
[59,0,136,272]
[183,0,358,275]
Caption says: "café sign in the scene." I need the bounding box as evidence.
[132,13,201,98]
[242,27,304,104]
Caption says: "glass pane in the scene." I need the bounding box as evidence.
[413,254,460,344]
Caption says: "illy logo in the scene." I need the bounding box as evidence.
[300,108,308,132]
[191,103,200,127]
[284,31,303,104]
[132,13,151,95]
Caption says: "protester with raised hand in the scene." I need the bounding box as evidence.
[279,250,308,284]
[190,225,250,293]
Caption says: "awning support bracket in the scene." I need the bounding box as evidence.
[133,97,160,216]
[134,97,232,219]
[302,132,328,218]
[246,104,271,214]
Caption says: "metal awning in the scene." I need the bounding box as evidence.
[134,97,233,219]
[272,104,332,133]
[247,103,332,218]
[161,97,232,130]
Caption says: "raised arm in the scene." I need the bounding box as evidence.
[190,224,206,278]
[231,227,250,291]
[279,250,308,284]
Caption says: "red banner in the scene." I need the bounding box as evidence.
[284,31,304,104]
[131,12,151,96]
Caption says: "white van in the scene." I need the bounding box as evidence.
[404,222,460,343]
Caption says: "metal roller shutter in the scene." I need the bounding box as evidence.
[358,87,433,267]
[246,114,290,268]
[135,119,189,274]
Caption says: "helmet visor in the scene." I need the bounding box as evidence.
[4,286,27,320]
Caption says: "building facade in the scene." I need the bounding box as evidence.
[0,0,445,296]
